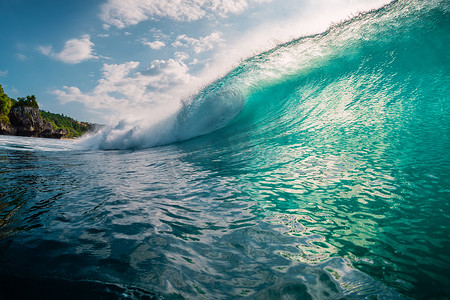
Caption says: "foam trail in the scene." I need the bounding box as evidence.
[81,85,244,150]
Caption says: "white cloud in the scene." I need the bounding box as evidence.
[38,45,52,56]
[189,58,201,65]
[172,32,224,53]
[174,52,189,61]
[100,0,273,28]
[16,53,28,61]
[209,0,250,16]
[53,58,198,121]
[150,28,169,41]
[39,35,97,64]
[142,40,166,50]
[0,70,8,77]
[140,29,170,50]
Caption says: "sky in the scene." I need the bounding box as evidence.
[0,0,392,123]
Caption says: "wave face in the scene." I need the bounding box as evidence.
[170,0,450,297]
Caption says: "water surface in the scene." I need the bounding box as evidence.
[1,0,449,298]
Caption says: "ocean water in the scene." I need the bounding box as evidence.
[1,0,449,298]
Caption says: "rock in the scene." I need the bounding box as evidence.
[38,122,56,138]
[39,122,68,139]
[0,121,17,136]
[0,106,68,139]
[9,106,45,136]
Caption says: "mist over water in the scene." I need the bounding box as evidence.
[1,0,449,298]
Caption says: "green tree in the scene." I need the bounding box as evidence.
[13,95,39,109]
[0,84,14,123]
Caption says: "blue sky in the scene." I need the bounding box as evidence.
[0,0,391,123]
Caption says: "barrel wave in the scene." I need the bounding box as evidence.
[1,0,449,299]
[86,0,449,152]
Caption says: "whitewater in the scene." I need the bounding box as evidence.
[1,0,449,298]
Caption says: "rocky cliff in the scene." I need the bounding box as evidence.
[0,106,68,139]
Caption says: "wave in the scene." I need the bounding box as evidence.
[81,0,449,150]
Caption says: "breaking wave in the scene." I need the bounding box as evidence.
[82,0,449,151]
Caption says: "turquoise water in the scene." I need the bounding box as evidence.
[1,0,449,298]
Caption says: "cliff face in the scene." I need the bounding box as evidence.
[0,121,16,136]
[0,106,68,139]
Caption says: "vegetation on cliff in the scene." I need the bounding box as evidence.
[40,111,94,138]
[13,95,39,109]
[0,84,95,138]
[0,84,14,124]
